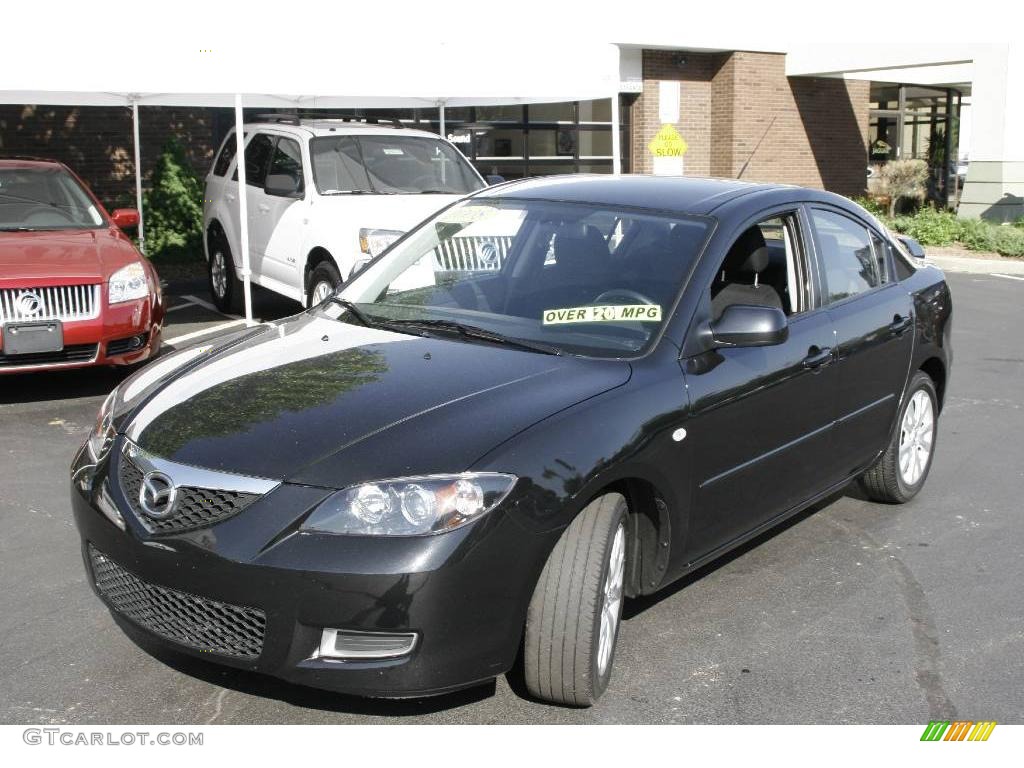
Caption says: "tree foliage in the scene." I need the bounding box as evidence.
[880,159,929,217]
[142,138,204,261]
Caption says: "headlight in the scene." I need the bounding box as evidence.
[358,228,403,258]
[108,262,149,304]
[86,387,118,462]
[302,473,516,536]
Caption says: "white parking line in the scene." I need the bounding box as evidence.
[163,319,248,346]
[182,294,239,318]
[992,273,1024,282]
[165,298,199,313]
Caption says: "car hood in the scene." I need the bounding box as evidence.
[124,312,631,486]
[0,228,137,285]
[313,193,465,231]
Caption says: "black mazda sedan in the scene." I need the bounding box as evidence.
[71,176,952,706]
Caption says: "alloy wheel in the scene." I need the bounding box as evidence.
[311,280,335,304]
[899,389,935,486]
[211,251,228,298]
[597,522,626,677]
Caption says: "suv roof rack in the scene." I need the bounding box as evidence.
[251,113,302,125]
[312,116,407,130]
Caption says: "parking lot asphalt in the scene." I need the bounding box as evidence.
[1,272,1021,725]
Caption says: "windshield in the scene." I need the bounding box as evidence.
[310,135,484,195]
[327,198,712,358]
[0,166,105,231]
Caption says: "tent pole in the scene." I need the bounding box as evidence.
[234,94,254,325]
[131,100,145,252]
[439,102,446,139]
[611,93,622,175]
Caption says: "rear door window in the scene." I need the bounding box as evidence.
[212,133,239,177]
[811,209,886,304]
[234,133,276,188]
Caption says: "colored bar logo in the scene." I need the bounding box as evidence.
[920,721,997,741]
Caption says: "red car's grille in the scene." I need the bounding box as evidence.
[0,284,101,323]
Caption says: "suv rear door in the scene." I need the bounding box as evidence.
[253,135,307,296]
[808,206,914,475]
[230,132,276,280]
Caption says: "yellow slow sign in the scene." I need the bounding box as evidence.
[648,124,688,158]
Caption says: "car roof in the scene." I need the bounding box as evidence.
[241,120,445,140]
[477,174,838,216]
[0,156,66,170]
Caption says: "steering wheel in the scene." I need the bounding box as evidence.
[593,288,658,306]
[23,206,76,225]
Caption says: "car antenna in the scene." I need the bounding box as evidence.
[736,115,777,179]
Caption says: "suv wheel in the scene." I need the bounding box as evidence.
[208,237,243,314]
[307,261,342,307]
[523,493,627,706]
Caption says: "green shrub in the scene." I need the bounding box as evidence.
[851,196,887,219]
[142,138,203,262]
[888,207,961,246]
[993,225,1024,257]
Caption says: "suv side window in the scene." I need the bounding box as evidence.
[233,133,276,188]
[811,209,886,304]
[212,133,239,177]
[267,137,304,194]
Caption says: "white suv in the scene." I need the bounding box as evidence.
[202,117,487,312]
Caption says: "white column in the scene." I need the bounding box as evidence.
[439,102,446,139]
[234,94,254,324]
[959,43,1024,221]
[131,100,145,252]
[611,94,622,175]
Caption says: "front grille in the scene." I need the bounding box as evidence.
[0,284,101,323]
[0,342,98,367]
[118,456,259,535]
[89,545,265,659]
[433,235,512,272]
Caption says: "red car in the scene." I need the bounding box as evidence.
[0,157,164,374]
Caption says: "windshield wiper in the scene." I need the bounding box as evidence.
[0,226,38,232]
[326,297,375,327]
[417,189,454,194]
[379,318,561,356]
[320,189,372,195]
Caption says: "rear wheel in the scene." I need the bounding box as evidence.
[523,493,627,706]
[208,236,243,314]
[860,370,938,503]
[307,261,342,307]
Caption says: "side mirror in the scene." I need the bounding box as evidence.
[110,209,140,230]
[709,305,789,348]
[486,174,506,186]
[264,174,302,198]
[897,235,926,259]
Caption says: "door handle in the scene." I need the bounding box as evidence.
[890,313,912,335]
[258,204,270,213]
[802,345,833,370]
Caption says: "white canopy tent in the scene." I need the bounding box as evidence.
[1,36,622,324]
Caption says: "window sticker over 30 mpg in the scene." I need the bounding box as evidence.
[542,305,663,325]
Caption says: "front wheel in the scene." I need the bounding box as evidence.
[307,261,342,307]
[859,370,939,503]
[523,493,627,706]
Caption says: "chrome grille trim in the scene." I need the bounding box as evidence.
[433,236,512,272]
[117,439,279,535]
[0,284,101,323]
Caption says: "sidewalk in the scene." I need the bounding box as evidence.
[924,248,1024,276]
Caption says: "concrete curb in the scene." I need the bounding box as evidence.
[924,253,1024,275]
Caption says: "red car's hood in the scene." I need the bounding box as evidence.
[0,228,138,285]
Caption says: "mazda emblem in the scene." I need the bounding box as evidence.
[139,471,177,519]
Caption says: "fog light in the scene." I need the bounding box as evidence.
[316,628,418,660]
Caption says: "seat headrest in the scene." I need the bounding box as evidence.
[740,246,771,274]
[553,224,609,272]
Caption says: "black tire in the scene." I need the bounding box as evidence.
[306,261,342,307]
[208,235,243,315]
[860,370,939,503]
[524,493,628,706]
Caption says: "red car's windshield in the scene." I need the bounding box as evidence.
[0,166,106,231]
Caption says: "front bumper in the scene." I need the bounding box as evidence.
[71,439,555,698]
[0,296,163,374]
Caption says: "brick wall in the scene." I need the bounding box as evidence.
[0,105,225,210]
[633,49,870,198]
